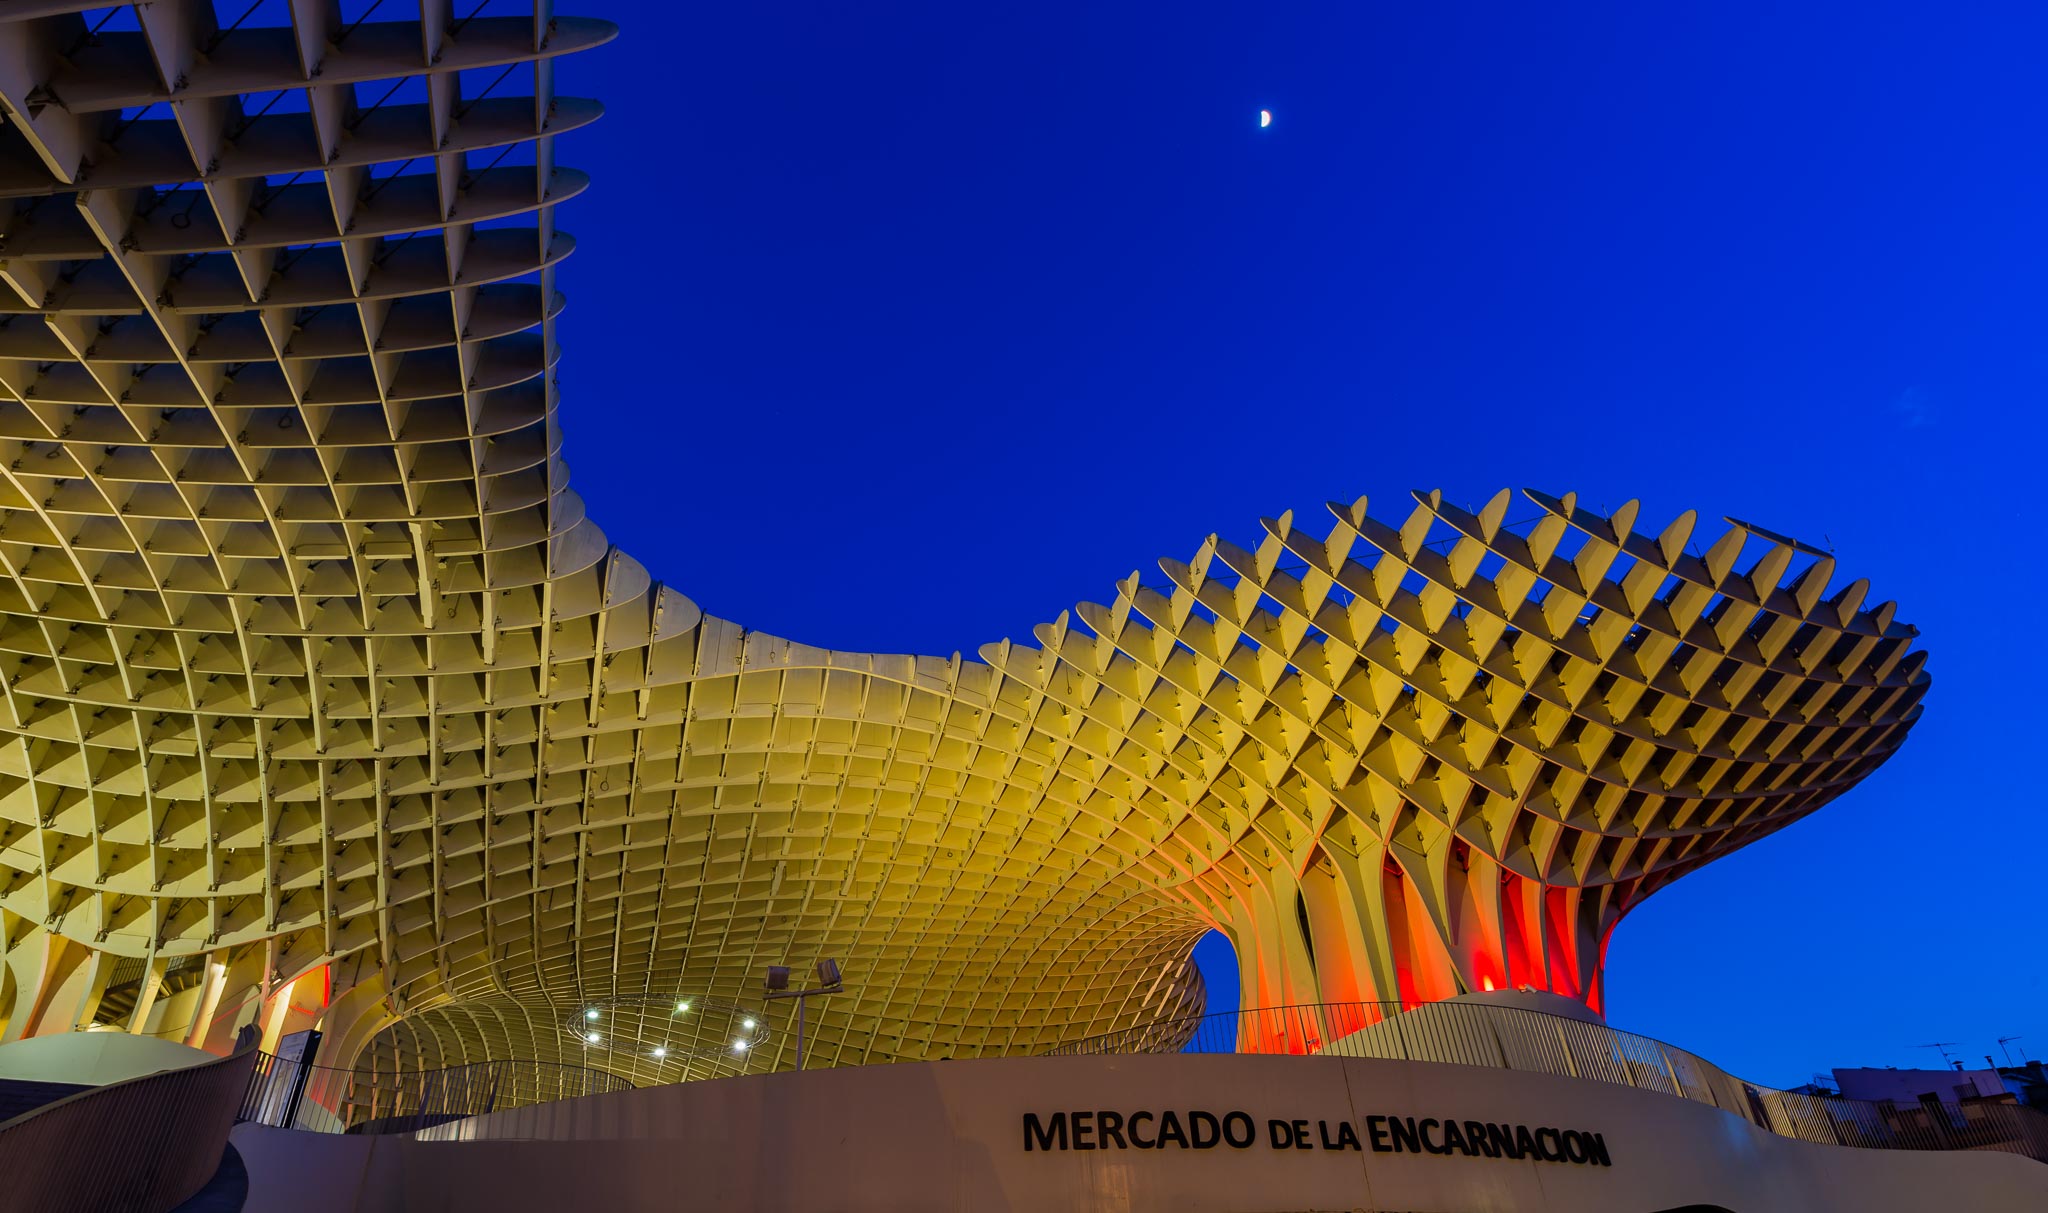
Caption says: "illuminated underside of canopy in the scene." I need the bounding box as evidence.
[0,2,1926,1084]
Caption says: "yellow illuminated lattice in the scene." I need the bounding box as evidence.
[0,4,1925,1084]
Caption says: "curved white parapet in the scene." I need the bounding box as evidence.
[0,1032,216,1089]
[231,1052,2048,1213]
[1443,987,1610,1025]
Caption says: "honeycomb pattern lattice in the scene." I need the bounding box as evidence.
[0,2,1926,1084]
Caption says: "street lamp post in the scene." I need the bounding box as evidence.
[765,959,844,1071]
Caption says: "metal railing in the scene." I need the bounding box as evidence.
[1044,999,2048,1163]
[0,1044,259,1213]
[241,1051,632,1135]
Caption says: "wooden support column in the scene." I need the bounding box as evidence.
[127,957,170,1035]
[259,977,300,1053]
[184,956,228,1048]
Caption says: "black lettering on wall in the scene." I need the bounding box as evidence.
[1073,1111,1096,1150]
[1464,1121,1494,1158]
[1420,1118,1448,1155]
[1097,1111,1127,1150]
[1485,1123,1517,1160]
[1222,1112,1256,1149]
[1023,1109,1611,1166]
[1156,1111,1189,1149]
[1441,1120,1470,1156]
[1024,1113,1066,1152]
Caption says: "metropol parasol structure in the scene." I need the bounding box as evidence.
[0,1,1927,1087]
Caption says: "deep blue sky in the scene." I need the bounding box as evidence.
[551,1,2045,1087]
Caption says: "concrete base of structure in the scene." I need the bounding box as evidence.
[231,1052,2048,1212]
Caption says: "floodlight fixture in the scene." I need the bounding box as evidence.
[762,957,849,1072]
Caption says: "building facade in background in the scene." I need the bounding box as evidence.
[1835,1066,2012,1106]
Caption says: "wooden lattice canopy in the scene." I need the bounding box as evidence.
[0,2,1926,1084]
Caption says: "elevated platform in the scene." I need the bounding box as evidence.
[232,1051,2048,1213]
[0,1033,215,1089]
[0,1032,220,1128]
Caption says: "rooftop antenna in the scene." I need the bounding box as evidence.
[1999,1036,2026,1065]
[1914,1042,1961,1069]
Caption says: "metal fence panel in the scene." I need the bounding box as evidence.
[1039,999,2048,1165]
[1486,1007,1580,1079]
[239,1055,633,1135]
[1,1045,257,1213]
[235,996,2048,1165]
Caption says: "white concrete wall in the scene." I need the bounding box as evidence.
[0,1031,214,1086]
[233,1053,2048,1212]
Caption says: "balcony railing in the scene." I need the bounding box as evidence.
[0,1044,258,1212]
[240,1051,632,1135]
[1044,999,2048,1163]
[235,996,2047,1162]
